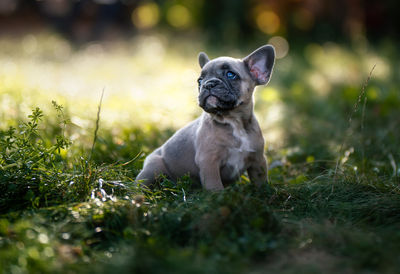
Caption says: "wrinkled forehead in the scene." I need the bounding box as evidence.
[201,56,247,75]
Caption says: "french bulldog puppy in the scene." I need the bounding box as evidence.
[136,45,275,190]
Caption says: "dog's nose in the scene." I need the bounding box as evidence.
[203,80,219,90]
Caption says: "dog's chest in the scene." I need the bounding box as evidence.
[224,126,255,175]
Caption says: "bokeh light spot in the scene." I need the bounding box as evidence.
[167,5,191,29]
[364,56,389,80]
[256,10,280,34]
[268,36,289,59]
[307,72,330,95]
[131,2,160,29]
[260,87,280,102]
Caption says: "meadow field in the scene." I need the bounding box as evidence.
[0,33,399,273]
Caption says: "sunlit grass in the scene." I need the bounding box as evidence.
[0,33,201,129]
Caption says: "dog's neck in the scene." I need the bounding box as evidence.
[204,99,254,129]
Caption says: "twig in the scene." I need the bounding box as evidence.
[361,95,368,172]
[333,65,376,179]
[388,153,397,178]
[328,65,376,201]
[89,88,105,161]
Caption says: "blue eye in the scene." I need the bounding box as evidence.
[226,71,237,80]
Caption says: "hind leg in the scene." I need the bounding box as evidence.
[247,153,268,187]
[136,152,169,187]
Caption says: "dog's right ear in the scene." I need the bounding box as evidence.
[243,45,275,85]
[198,52,210,68]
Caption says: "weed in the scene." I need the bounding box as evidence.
[0,105,72,211]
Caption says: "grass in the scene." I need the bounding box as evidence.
[0,33,400,273]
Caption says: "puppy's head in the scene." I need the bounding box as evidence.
[197,45,275,114]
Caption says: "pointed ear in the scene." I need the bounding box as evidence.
[243,45,275,85]
[198,52,210,68]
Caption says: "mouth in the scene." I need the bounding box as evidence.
[205,95,218,108]
[199,93,237,114]
[201,95,220,113]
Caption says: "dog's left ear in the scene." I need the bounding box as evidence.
[198,52,210,68]
[243,45,275,85]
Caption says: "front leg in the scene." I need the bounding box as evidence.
[247,153,268,187]
[199,164,224,191]
[196,156,224,191]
